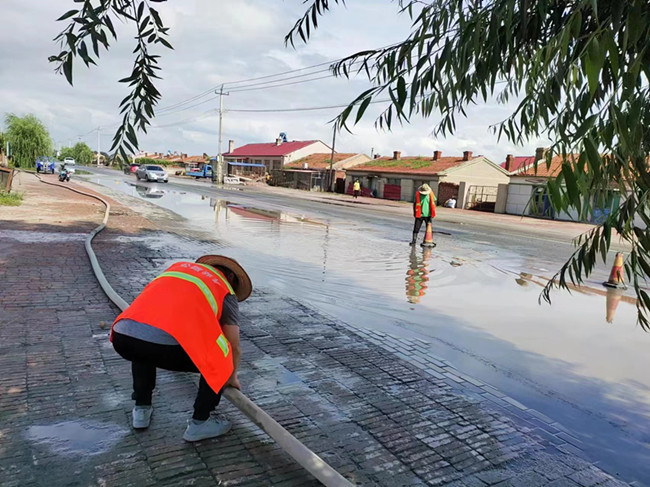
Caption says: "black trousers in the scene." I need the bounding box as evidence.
[413,216,432,234]
[112,332,221,420]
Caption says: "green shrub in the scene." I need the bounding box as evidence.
[0,191,23,206]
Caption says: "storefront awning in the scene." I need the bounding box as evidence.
[227,162,266,167]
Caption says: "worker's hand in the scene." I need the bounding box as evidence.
[226,375,241,390]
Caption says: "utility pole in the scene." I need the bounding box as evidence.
[328,124,337,192]
[97,127,101,165]
[214,85,229,184]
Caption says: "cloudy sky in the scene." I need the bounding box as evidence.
[1,0,550,163]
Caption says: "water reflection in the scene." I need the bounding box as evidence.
[133,184,165,199]
[515,271,632,324]
[606,288,624,323]
[405,247,433,304]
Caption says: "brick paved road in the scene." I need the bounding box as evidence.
[0,205,630,486]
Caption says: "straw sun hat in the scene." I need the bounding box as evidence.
[196,255,252,302]
[418,183,433,193]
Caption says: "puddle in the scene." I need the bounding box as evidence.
[26,420,127,457]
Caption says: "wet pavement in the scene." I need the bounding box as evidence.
[74,168,650,485]
[0,196,628,487]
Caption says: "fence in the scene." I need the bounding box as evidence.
[0,167,14,192]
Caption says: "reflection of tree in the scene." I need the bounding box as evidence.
[405,247,433,304]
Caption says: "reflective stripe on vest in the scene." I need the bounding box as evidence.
[216,334,230,357]
[154,271,219,316]
[195,263,235,295]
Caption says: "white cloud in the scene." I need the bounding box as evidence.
[0,0,550,163]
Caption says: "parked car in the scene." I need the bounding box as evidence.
[136,164,168,183]
[124,163,140,175]
[36,157,55,174]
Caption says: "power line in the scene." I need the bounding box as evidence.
[228,75,339,94]
[155,49,388,113]
[228,99,391,113]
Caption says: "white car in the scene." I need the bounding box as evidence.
[136,164,169,183]
[58,157,76,174]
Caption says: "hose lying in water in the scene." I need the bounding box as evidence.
[30,172,354,487]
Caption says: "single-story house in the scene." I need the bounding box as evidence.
[223,137,332,176]
[345,150,510,210]
[275,153,371,192]
[505,148,619,223]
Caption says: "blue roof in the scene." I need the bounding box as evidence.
[227,162,266,167]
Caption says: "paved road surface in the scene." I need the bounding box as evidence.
[80,167,650,485]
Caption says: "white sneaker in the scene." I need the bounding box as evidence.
[183,416,232,442]
[132,405,153,429]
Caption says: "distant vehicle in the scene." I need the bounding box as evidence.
[36,157,55,174]
[136,164,168,183]
[58,157,76,174]
[58,167,71,182]
[124,163,140,175]
[186,164,213,179]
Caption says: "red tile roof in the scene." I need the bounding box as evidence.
[501,156,534,173]
[224,140,318,157]
[517,154,579,178]
[285,153,355,169]
[184,155,207,163]
[347,156,473,176]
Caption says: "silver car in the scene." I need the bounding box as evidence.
[136,164,168,183]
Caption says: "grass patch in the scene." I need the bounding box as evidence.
[366,158,433,169]
[0,191,23,206]
[74,169,92,175]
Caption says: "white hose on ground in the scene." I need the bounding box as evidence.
[29,172,354,487]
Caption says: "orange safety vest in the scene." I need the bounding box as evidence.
[415,191,436,218]
[111,262,236,394]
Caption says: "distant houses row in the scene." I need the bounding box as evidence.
[140,137,619,224]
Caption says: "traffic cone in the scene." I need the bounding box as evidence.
[603,252,625,289]
[421,222,436,248]
[605,288,623,323]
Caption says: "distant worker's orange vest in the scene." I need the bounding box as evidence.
[415,191,436,218]
[112,262,236,394]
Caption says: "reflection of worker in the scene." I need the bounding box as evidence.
[405,247,433,304]
[111,255,252,442]
[353,180,361,199]
[410,184,437,246]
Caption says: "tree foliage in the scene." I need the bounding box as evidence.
[59,142,96,164]
[4,114,53,168]
[55,0,650,326]
[50,0,172,162]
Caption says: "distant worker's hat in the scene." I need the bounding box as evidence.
[418,183,433,193]
[196,255,252,302]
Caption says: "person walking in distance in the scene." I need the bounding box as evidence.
[110,255,252,441]
[410,184,436,245]
[353,179,361,199]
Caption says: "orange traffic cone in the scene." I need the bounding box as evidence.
[605,288,623,323]
[421,222,436,248]
[603,252,625,289]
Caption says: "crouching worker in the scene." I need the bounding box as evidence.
[111,255,252,441]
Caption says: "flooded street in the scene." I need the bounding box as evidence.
[87,170,650,484]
